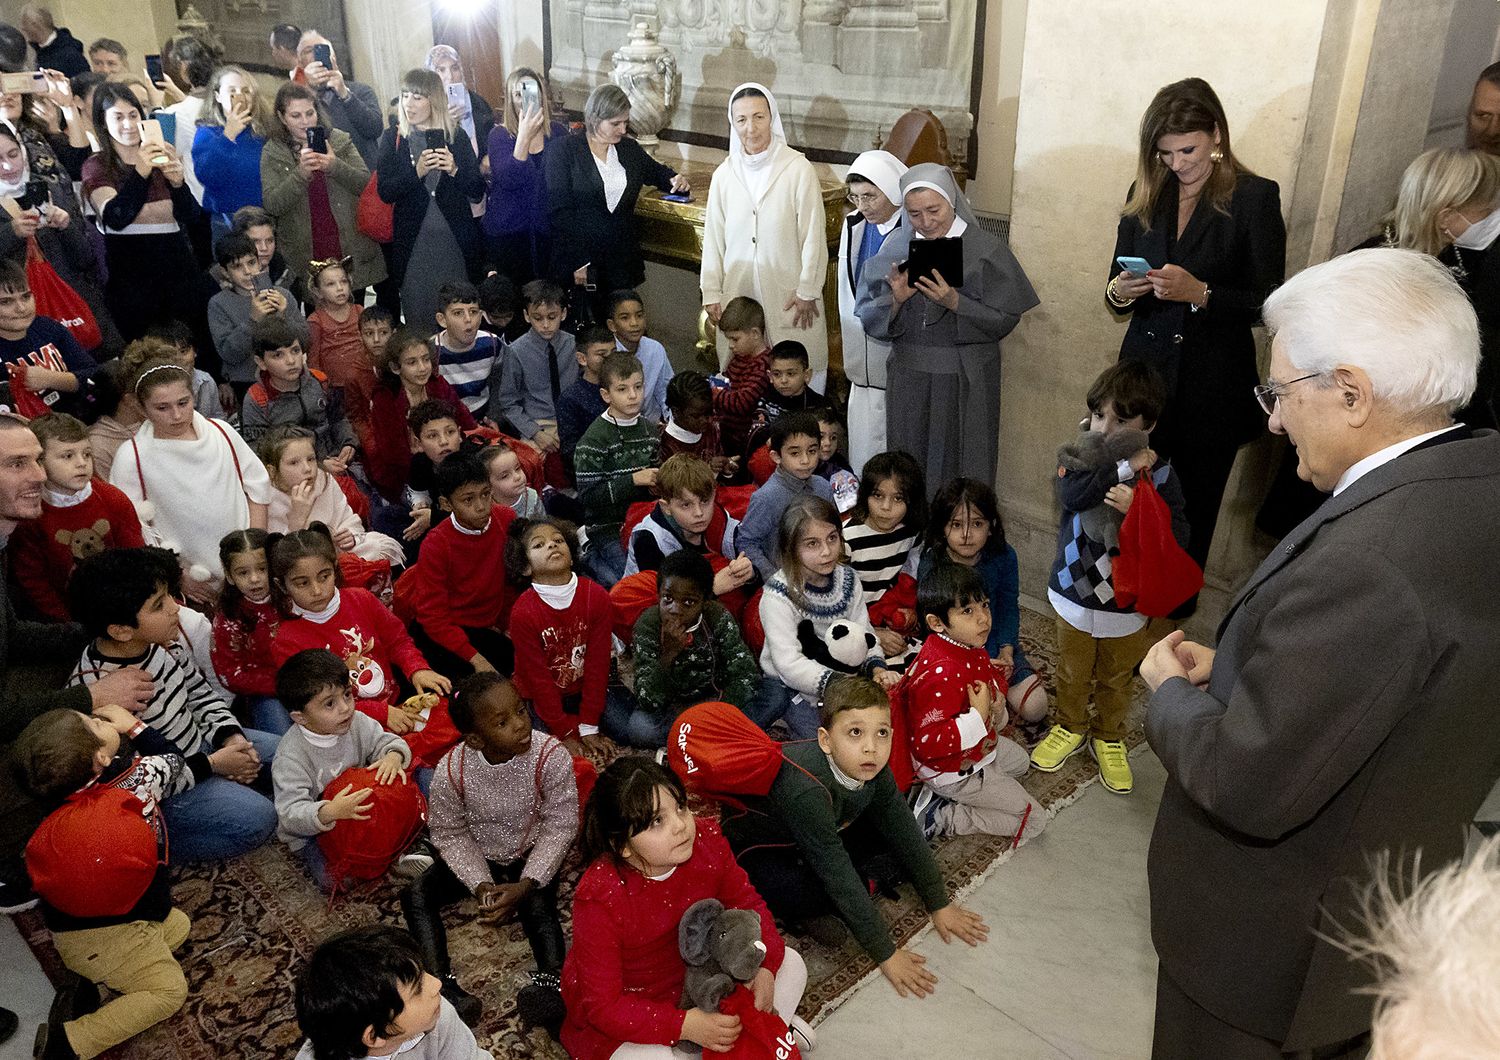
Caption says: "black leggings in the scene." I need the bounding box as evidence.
[409,623,514,681]
[729,818,900,925]
[400,857,565,979]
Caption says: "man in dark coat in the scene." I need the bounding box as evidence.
[1141,247,1500,1057]
[295,31,384,166]
[17,4,86,76]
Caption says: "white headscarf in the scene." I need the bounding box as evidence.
[0,119,32,199]
[727,82,785,199]
[847,149,907,233]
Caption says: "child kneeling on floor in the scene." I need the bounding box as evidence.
[721,675,990,1000]
[399,672,575,1031]
[904,562,1046,842]
[561,757,814,1060]
[294,924,493,1060]
[270,648,414,891]
[14,706,201,1060]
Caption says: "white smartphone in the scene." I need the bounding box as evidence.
[445,82,466,108]
[521,77,541,115]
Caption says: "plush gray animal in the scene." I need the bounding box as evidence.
[1056,427,1151,546]
[678,898,768,1011]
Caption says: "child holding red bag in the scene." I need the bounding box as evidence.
[1031,361,1188,795]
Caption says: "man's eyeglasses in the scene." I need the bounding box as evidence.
[1252,372,1323,415]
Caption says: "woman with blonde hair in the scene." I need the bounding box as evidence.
[192,64,272,239]
[1378,146,1500,426]
[375,67,484,331]
[485,66,567,286]
[1107,76,1286,580]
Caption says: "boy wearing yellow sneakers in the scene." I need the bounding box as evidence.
[1032,362,1187,793]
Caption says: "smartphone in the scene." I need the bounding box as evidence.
[305,125,328,154]
[145,54,164,84]
[424,128,447,151]
[139,119,168,163]
[312,42,332,69]
[1116,255,1153,276]
[0,71,44,95]
[660,192,692,203]
[520,77,541,114]
[445,82,466,107]
[16,179,48,211]
[584,263,598,292]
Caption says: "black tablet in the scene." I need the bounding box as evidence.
[905,236,964,289]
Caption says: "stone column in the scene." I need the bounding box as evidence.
[914,0,948,68]
[837,0,919,76]
[802,0,848,65]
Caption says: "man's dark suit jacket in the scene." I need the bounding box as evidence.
[1146,428,1500,1049]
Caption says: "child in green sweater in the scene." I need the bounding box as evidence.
[574,351,658,589]
[720,676,990,998]
[626,550,777,748]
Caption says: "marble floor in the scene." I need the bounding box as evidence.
[0,751,1169,1060]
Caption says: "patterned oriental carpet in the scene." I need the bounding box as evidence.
[16,606,1149,1060]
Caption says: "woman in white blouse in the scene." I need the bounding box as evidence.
[701,83,828,382]
[546,83,688,320]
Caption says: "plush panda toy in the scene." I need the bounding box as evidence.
[797,619,876,674]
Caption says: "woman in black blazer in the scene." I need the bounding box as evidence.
[378,67,485,331]
[1108,77,1286,574]
[546,83,689,321]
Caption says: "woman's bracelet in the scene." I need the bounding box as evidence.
[1106,276,1135,308]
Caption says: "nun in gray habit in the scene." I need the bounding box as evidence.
[855,163,1037,488]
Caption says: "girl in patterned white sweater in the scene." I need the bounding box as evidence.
[758,496,899,739]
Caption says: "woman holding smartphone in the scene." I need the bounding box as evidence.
[1107,77,1285,579]
[484,67,566,288]
[82,81,212,344]
[377,67,484,332]
[192,65,270,241]
[424,44,494,166]
[261,81,384,299]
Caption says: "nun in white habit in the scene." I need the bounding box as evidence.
[855,163,1038,489]
[837,149,907,474]
[701,83,829,383]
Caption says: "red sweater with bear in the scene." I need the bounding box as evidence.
[9,479,144,621]
[904,632,1009,785]
[402,505,517,662]
[210,597,281,697]
[507,576,612,740]
[561,818,785,1060]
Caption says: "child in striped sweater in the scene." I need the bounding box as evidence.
[573,352,659,588]
[841,451,927,670]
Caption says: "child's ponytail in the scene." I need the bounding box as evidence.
[217,527,271,626]
[268,522,340,613]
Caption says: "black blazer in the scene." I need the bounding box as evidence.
[545,131,677,293]
[1111,173,1285,445]
[376,126,486,284]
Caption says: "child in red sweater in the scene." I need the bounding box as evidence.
[402,452,517,680]
[905,562,1044,842]
[9,412,144,620]
[268,524,456,767]
[210,528,290,734]
[504,517,630,756]
[365,328,477,504]
[562,758,812,1060]
[306,258,376,445]
[710,296,771,458]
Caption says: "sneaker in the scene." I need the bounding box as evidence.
[907,785,944,841]
[394,840,436,880]
[1030,725,1086,772]
[0,878,38,914]
[1090,739,1133,794]
[0,1008,15,1048]
[440,976,482,1028]
[516,975,565,1038]
[788,1015,817,1052]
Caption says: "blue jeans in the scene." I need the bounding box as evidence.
[247,696,292,735]
[617,676,799,748]
[581,535,626,589]
[615,707,674,749]
[528,686,638,742]
[1011,643,1037,686]
[162,729,279,863]
[297,840,335,892]
[741,677,818,741]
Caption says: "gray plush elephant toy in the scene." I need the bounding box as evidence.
[678,897,768,1011]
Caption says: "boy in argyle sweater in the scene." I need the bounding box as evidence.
[573,352,659,588]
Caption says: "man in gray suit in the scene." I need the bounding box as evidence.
[1141,247,1500,1058]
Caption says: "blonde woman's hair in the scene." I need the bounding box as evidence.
[199,65,272,138]
[1123,77,1249,230]
[502,66,554,140]
[775,495,845,610]
[1344,835,1500,1060]
[397,68,455,140]
[1391,147,1500,256]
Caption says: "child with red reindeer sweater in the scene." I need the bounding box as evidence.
[904,562,1045,842]
[267,525,457,768]
[505,517,633,756]
[210,529,289,734]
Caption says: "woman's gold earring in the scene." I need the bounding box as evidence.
[1210,147,1224,164]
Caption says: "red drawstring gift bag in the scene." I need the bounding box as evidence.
[317,765,427,885]
[26,237,101,351]
[1113,474,1203,618]
[4,362,51,418]
[667,702,787,806]
[719,986,802,1060]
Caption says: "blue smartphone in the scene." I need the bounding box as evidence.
[660,192,692,203]
[1116,255,1153,276]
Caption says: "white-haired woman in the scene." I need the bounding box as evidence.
[701,83,828,382]
[546,83,688,321]
[376,67,484,331]
[1140,248,1497,1056]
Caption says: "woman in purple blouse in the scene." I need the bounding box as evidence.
[485,67,566,287]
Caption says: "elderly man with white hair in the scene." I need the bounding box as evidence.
[1140,247,1500,1058]
[295,30,382,166]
